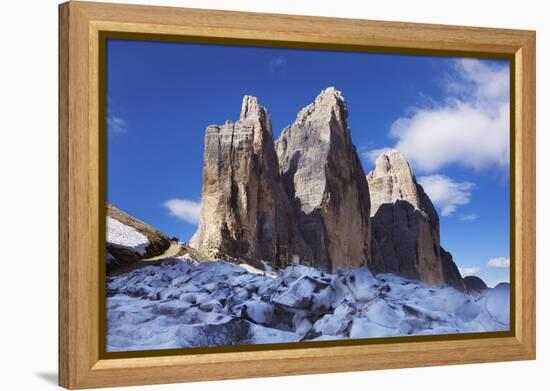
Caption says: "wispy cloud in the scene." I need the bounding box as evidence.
[459,213,478,222]
[163,199,201,225]
[487,256,510,269]
[418,174,475,216]
[459,267,481,277]
[365,59,509,173]
[107,115,128,135]
[268,55,287,77]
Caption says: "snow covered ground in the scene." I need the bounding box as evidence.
[106,256,510,352]
[106,217,150,261]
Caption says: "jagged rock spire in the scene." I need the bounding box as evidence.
[240,95,261,119]
[368,150,439,224]
[192,88,371,272]
[190,95,311,268]
[367,150,463,290]
[190,88,465,289]
[276,87,371,272]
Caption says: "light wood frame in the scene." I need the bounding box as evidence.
[59,1,536,389]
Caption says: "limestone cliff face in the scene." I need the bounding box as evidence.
[276,87,372,272]
[368,151,439,223]
[190,96,311,268]
[192,88,370,272]
[191,89,465,286]
[367,151,451,288]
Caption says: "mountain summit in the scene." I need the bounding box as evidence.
[190,88,466,289]
[276,87,371,271]
[367,151,463,290]
[189,95,311,268]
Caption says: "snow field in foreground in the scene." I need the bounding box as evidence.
[106,257,509,352]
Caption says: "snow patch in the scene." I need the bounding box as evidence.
[106,216,150,255]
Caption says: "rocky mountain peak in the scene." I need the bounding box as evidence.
[368,150,420,211]
[240,95,264,119]
[316,86,346,104]
[367,151,465,290]
[367,150,438,225]
[238,95,273,135]
[276,88,371,272]
[294,87,348,127]
[191,89,465,289]
[190,95,311,269]
[370,150,412,178]
[192,88,371,273]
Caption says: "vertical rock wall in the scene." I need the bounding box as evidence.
[190,96,311,268]
[276,88,371,272]
[191,89,466,290]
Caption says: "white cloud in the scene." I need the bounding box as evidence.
[270,56,285,67]
[163,199,201,225]
[107,115,127,134]
[459,267,481,277]
[418,174,474,216]
[487,256,510,269]
[459,213,478,222]
[366,59,509,173]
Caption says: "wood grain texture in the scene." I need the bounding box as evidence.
[58,1,536,389]
[58,3,70,387]
[515,35,536,353]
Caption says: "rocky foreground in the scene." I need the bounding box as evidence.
[106,256,509,352]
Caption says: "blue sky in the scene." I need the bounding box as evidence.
[106,39,510,287]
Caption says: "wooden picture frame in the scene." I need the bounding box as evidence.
[59,1,536,389]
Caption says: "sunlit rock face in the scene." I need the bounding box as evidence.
[276,87,372,272]
[191,89,465,287]
[193,88,372,273]
[190,96,311,268]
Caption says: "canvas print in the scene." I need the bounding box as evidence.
[104,39,511,352]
